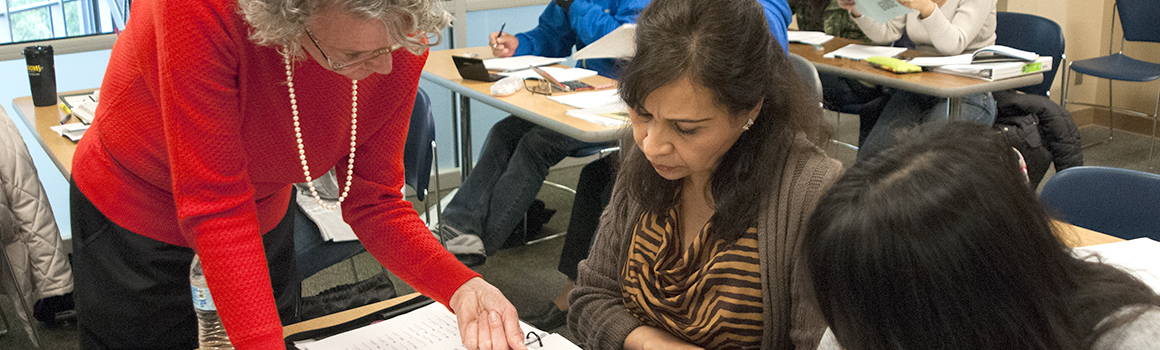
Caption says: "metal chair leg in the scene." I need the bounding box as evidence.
[1149,86,1160,162]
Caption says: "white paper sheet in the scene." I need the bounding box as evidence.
[1072,238,1160,294]
[822,44,908,61]
[296,303,580,350]
[854,0,916,24]
[547,89,621,109]
[573,23,636,60]
[49,123,88,141]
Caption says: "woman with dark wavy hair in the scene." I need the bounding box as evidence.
[805,122,1160,350]
[567,0,843,348]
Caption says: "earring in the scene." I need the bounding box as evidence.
[742,119,754,131]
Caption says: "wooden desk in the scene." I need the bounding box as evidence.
[1056,220,1124,247]
[280,223,1120,342]
[422,47,624,176]
[789,37,1043,121]
[11,88,95,179]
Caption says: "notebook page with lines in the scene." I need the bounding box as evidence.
[295,303,580,350]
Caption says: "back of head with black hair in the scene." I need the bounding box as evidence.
[615,0,830,242]
[803,122,1160,350]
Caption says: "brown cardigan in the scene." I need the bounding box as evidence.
[568,138,843,350]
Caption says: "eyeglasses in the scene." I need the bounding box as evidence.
[305,29,403,71]
[525,78,576,96]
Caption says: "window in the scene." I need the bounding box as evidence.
[2,0,116,44]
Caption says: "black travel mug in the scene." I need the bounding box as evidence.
[25,45,57,107]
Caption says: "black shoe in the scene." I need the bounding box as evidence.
[524,303,568,331]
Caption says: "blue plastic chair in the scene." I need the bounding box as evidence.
[995,12,1065,98]
[1061,0,1160,159]
[1039,166,1160,241]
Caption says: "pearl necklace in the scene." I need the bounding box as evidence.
[284,56,358,210]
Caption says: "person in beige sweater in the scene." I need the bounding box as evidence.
[838,0,998,161]
[566,0,843,349]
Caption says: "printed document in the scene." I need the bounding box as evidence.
[295,303,580,350]
[573,23,637,60]
[855,0,916,24]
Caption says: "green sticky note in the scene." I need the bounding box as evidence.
[1022,62,1043,74]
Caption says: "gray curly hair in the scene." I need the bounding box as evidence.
[240,0,453,59]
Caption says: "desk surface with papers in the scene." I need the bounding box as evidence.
[282,222,1151,349]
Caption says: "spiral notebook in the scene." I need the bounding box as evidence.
[295,302,580,350]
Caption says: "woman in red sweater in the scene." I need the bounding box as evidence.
[70,0,526,349]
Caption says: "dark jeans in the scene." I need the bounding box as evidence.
[558,154,616,281]
[71,181,299,350]
[440,117,608,255]
[858,91,997,161]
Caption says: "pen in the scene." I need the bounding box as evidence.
[493,23,506,49]
[58,103,73,125]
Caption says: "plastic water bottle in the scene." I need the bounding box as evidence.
[191,254,234,349]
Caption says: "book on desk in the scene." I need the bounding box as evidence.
[927,56,1053,81]
[905,45,1050,81]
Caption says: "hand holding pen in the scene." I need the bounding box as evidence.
[490,23,519,58]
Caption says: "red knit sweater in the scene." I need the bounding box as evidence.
[72,0,478,348]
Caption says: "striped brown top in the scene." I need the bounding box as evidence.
[622,209,764,350]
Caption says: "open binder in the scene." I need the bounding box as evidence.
[290,295,580,350]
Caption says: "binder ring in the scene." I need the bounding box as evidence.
[525,332,543,347]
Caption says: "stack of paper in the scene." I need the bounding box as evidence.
[908,45,1040,67]
[49,123,88,141]
[547,88,621,109]
[788,31,834,46]
[498,67,598,81]
[566,101,630,127]
[930,56,1052,81]
[822,44,908,61]
[61,90,99,124]
[483,56,567,72]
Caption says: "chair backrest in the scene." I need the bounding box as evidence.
[403,88,435,201]
[788,53,822,102]
[1039,166,1160,241]
[995,12,1064,96]
[1117,0,1160,44]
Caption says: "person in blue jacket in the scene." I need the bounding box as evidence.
[437,0,648,270]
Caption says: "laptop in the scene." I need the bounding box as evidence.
[452,55,504,82]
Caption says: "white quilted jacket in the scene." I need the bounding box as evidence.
[0,109,73,338]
